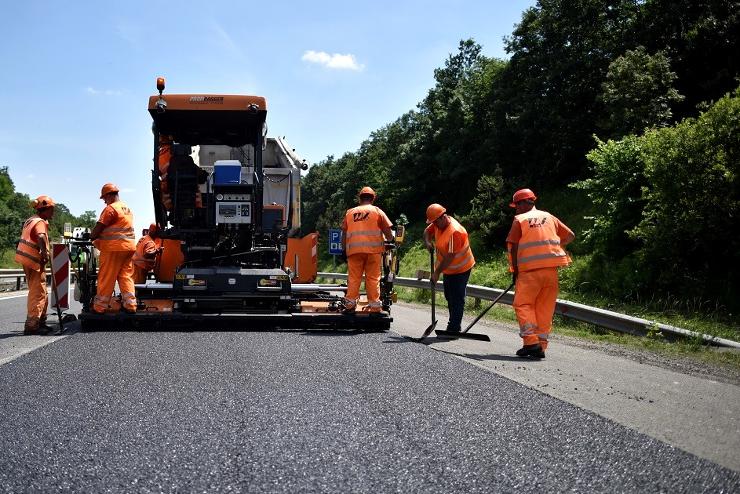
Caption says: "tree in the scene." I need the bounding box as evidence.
[600,47,684,136]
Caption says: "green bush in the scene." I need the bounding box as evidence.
[572,88,740,310]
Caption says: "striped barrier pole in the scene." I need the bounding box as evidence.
[51,243,70,310]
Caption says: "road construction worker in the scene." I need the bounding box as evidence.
[90,183,137,314]
[15,195,55,335]
[506,188,575,358]
[132,223,162,284]
[341,186,394,313]
[423,204,475,333]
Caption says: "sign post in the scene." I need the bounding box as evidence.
[328,228,343,267]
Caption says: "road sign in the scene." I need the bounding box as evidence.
[329,228,343,255]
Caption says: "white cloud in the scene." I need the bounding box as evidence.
[120,187,136,193]
[302,50,364,71]
[86,87,123,96]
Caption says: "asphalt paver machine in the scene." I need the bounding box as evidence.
[75,78,402,330]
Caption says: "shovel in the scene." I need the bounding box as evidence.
[435,281,515,341]
[419,250,438,340]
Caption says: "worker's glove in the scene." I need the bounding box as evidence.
[81,232,91,240]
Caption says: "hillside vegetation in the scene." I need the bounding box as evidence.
[304,0,740,317]
[0,166,96,267]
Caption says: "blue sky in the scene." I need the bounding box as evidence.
[0,0,534,233]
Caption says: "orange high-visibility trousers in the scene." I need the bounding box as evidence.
[23,265,48,324]
[513,267,559,350]
[94,250,137,313]
[346,253,382,305]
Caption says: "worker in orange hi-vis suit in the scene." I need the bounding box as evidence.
[15,195,56,335]
[423,203,476,333]
[132,223,163,284]
[506,188,575,359]
[340,186,394,313]
[90,183,137,314]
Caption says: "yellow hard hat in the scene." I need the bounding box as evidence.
[100,183,120,199]
[426,203,446,224]
[32,195,55,210]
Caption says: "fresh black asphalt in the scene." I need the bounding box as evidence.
[0,301,737,492]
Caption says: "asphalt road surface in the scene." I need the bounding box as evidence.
[0,293,738,492]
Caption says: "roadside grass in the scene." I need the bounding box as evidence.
[0,248,17,269]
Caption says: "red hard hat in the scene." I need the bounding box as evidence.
[426,203,447,224]
[510,188,537,208]
[359,186,376,198]
[32,195,55,210]
[100,183,120,199]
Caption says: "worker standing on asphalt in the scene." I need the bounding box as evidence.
[132,223,162,284]
[506,188,575,358]
[341,186,394,313]
[90,183,137,314]
[15,196,55,335]
[423,204,475,333]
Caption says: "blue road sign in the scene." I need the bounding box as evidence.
[329,228,343,255]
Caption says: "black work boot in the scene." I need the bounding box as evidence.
[516,344,545,359]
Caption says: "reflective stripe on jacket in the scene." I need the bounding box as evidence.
[15,216,48,271]
[508,209,571,272]
[434,217,475,275]
[344,204,387,256]
[132,235,160,270]
[98,201,136,252]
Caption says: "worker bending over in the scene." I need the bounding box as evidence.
[341,186,394,313]
[506,188,574,358]
[91,183,137,314]
[132,223,162,284]
[15,196,55,334]
[423,204,475,333]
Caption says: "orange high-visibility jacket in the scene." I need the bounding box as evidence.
[15,216,49,271]
[342,204,392,256]
[97,201,136,252]
[428,217,475,275]
[132,235,161,270]
[508,208,572,272]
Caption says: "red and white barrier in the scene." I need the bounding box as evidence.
[51,243,70,310]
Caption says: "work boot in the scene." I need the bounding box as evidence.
[340,298,356,314]
[516,344,545,359]
[23,317,40,335]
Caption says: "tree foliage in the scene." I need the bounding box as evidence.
[301,1,739,309]
[0,166,94,256]
[573,89,740,308]
[601,47,684,136]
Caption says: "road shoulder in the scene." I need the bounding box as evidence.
[391,302,740,472]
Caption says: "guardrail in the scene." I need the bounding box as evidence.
[0,269,54,291]
[318,272,740,349]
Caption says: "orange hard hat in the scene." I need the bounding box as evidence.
[100,183,120,198]
[359,186,376,198]
[426,203,447,224]
[32,195,55,210]
[510,188,537,208]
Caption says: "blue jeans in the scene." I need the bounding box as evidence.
[443,269,471,332]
